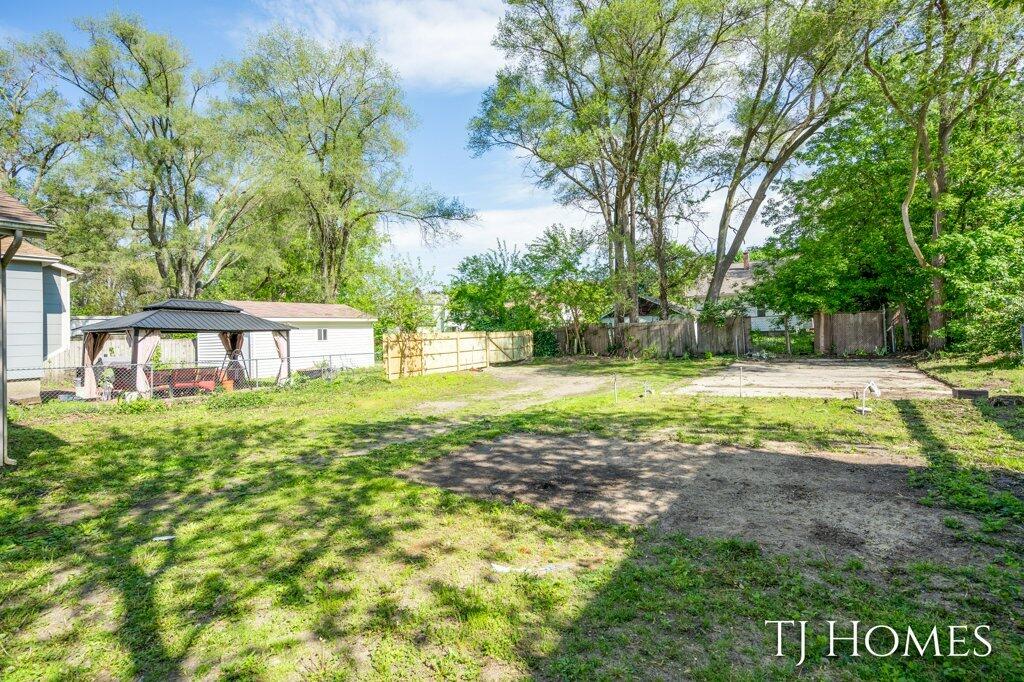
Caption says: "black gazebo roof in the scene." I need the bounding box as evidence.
[80,299,294,334]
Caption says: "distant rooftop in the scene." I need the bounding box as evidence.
[686,261,759,299]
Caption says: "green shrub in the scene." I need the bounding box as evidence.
[114,398,166,414]
[533,330,559,357]
[640,343,663,361]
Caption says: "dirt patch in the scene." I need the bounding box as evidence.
[674,358,951,399]
[416,362,611,416]
[346,363,612,456]
[399,433,984,567]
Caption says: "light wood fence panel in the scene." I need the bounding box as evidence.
[383,331,533,381]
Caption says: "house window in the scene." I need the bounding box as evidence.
[317,329,328,341]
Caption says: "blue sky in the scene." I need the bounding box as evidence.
[1,0,768,283]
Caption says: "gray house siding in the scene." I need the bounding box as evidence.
[6,261,43,380]
[42,267,65,357]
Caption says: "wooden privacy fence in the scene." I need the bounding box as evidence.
[813,311,887,355]
[557,318,751,358]
[383,330,533,380]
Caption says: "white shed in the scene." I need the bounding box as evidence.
[197,301,376,379]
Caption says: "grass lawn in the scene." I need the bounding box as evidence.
[918,353,1024,395]
[2,358,1022,679]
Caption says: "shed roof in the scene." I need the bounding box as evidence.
[0,189,54,232]
[80,299,293,334]
[225,300,375,321]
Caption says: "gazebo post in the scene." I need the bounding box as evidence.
[129,329,161,397]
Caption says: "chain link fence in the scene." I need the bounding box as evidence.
[34,353,370,403]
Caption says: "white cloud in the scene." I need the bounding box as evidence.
[251,0,506,91]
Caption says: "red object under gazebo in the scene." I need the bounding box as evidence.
[79,299,293,398]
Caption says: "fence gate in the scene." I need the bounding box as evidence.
[813,311,887,355]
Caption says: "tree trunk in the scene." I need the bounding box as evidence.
[899,304,911,350]
[926,270,946,351]
[627,193,639,323]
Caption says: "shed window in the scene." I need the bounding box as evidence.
[317,329,328,341]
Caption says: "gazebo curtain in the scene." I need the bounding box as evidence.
[218,332,246,383]
[81,331,110,399]
[131,330,162,395]
[272,330,290,385]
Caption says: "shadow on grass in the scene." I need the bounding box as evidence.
[404,422,1019,679]
[894,400,1024,523]
[6,385,1022,678]
[1,406,613,679]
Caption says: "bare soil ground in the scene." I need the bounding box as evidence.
[674,358,951,399]
[400,433,985,566]
[415,362,613,414]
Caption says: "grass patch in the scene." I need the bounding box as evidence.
[918,353,1024,395]
[2,358,1022,679]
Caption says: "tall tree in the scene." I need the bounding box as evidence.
[446,242,540,331]
[862,0,1024,349]
[31,14,266,298]
[471,0,742,323]
[231,29,472,302]
[524,225,612,352]
[705,0,866,303]
[753,71,1024,353]
[1,44,142,314]
[0,46,93,199]
[637,110,712,317]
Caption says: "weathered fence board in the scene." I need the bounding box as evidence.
[556,318,751,358]
[813,311,887,355]
[383,331,532,381]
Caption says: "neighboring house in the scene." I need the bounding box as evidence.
[686,252,811,333]
[197,300,377,378]
[0,192,79,403]
[421,290,461,333]
[599,294,692,325]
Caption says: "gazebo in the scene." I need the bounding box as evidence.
[79,299,294,398]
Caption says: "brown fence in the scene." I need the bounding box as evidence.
[382,330,533,381]
[556,318,751,358]
[813,311,887,355]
